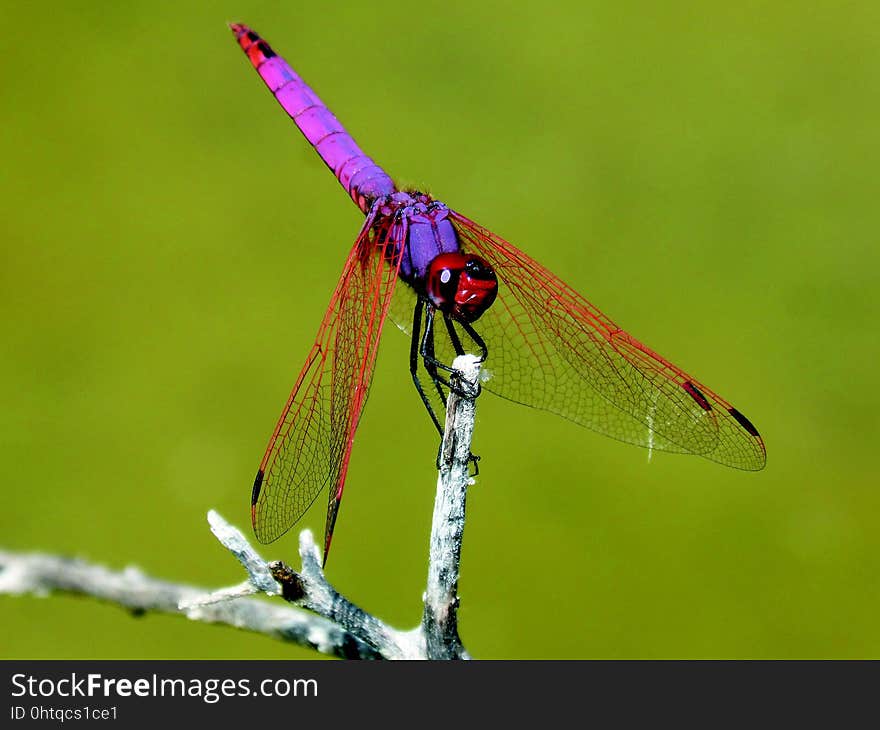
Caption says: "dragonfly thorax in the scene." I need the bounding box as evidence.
[377,193,498,322]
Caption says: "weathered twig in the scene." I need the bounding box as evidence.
[423,354,481,659]
[0,353,483,659]
[266,530,423,659]
[0,548,381,659]
[188,513,419,657]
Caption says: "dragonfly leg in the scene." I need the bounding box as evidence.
[425,314,487,399]
[420,306,474,394]
[409,298,445,438]
[414,308,454,470]
[421,304,452,402]
[457,318,489,363]
[421,305,481,475]
[420,305,455,380]
[443,315,466,357]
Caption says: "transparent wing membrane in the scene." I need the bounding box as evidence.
[442,211,765,470]
[251,217,401,560]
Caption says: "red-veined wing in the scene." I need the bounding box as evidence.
[252,216,402,562]
[446,211,766,470]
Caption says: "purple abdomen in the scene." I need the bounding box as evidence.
[231,24,396,212]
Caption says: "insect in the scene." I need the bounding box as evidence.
[230,24,766,564]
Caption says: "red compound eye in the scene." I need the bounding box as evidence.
[425,253,498,322]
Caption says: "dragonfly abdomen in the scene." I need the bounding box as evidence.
[231,24,395,212]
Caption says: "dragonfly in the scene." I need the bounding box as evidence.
[230,23,766,564]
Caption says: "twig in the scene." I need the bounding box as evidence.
[177,510,279,608]
[0,548,381,660]
[422,354,481,659]
[266,530,423,659]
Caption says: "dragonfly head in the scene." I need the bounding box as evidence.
[426,253,498,322]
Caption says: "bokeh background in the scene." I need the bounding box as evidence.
[2,1,878,659]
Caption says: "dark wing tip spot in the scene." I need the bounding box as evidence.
[682,380,712,411]
[729,407,760,438]
[246,30,260,42]
[251,468,265,506]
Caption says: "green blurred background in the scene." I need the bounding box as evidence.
[2,1,878,659]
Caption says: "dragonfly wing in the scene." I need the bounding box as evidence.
[448,211,766,471]
[252,216,402,562]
